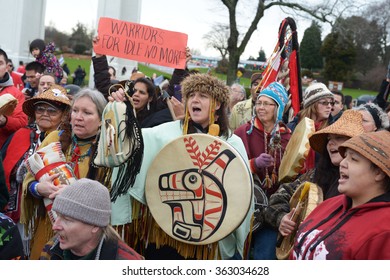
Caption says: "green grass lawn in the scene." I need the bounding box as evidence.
[340,88,377,99]
[62,55,92,85]
[61,55,378,100]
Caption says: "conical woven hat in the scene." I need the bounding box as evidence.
[23,84,71,118]
[309,110,365,154]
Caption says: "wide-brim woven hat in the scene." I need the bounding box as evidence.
[309,110,365,154]
[23,84,71,118]
[339,130,390,178]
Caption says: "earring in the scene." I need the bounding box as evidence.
[147,102,150,111]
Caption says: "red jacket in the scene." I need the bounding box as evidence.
[0,85,28,148]
[291,193,390,259]
[10,72,24,91]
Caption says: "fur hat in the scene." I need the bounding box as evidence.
[356,103,389,130]
[23,84,71,118]
[29,39,46,54]
[339,130,390,178]
[257,82,289,122]
[309,110,365,154]
[303,82,334,109]
[181,73,229,105]
[251,73,262,85]
[53,178,111,227]
[181,73,229,134]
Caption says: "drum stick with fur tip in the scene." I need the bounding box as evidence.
[290,182,310,220]
[276,182,311,247]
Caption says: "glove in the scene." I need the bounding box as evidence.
[254,153,274,168]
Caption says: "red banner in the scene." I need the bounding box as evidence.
[94,17,188,69]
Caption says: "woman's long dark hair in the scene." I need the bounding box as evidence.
[133,77,165,125]
[313,142,340,200]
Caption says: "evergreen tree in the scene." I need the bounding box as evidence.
[300,21,323,70]
[257,48,266,62]
[321,32,356,81]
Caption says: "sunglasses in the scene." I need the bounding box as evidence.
[318,101,335,106]
[34,105,60,116]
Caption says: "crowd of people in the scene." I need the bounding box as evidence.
[0,35,389,261]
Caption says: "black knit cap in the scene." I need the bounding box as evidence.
[30,39,45,54]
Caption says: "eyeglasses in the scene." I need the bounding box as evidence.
[318,101,335,106]
[34,105,60,116]
[255,101,276,107]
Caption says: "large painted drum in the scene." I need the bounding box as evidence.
[145,134,253,245]
[278,117,315,183]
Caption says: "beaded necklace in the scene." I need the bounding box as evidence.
[69,134,95,177]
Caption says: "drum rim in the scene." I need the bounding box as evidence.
[275,181,323,259]
[278,117,315,183]
[145,133,253,245]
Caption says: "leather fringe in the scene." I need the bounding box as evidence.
[110,100,144,202]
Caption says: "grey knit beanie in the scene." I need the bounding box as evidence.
[53,178,111,227]
[303,82,334,109]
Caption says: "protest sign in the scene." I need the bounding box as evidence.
[94,17,188,69]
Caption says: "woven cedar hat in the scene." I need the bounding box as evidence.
[339,130,390,178]
[23,84,71,118]
[309,110,365,154]
[303,82,334,109]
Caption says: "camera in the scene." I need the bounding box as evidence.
[24,88,34,97]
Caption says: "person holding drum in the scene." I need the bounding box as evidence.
[291,130,390,259]
[265,110,365,259]
[1,85,71,257]
[21,88,110,259]
[234,82,291,260]
[287,82,335,171]
[109,73,254,260]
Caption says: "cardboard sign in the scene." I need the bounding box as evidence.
[94,17,188,69]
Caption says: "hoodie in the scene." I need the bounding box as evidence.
[291,193,390,260]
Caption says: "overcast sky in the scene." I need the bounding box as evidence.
[45,0,320,59]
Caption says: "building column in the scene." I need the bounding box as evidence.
[0,0,46,63]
